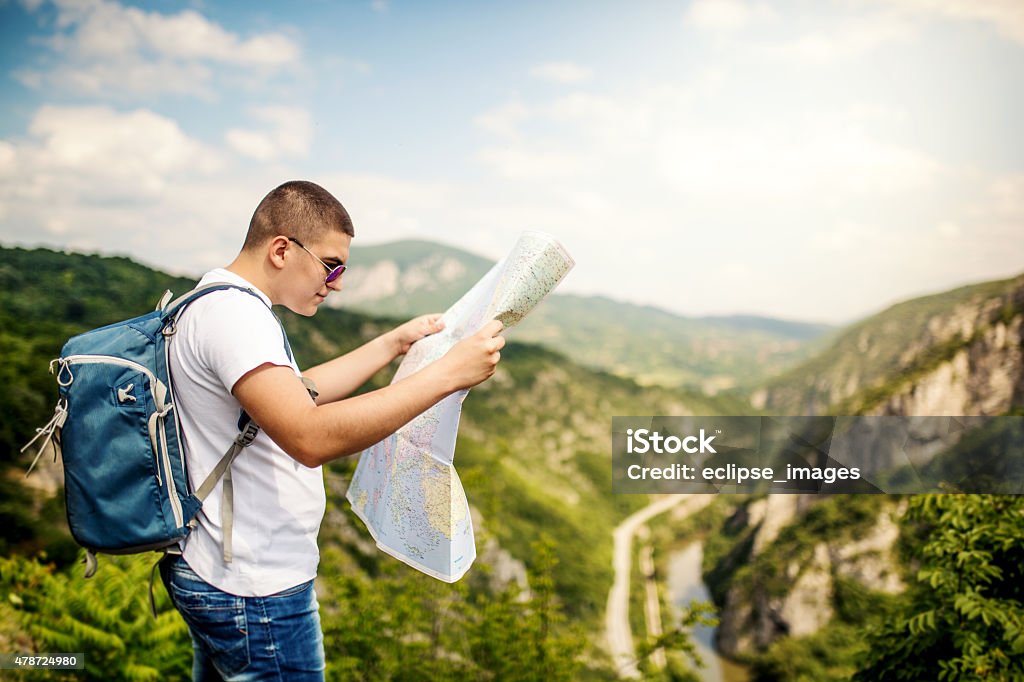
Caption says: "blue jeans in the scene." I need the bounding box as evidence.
[160,555,326,681]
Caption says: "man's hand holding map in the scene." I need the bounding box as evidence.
[346,231,575,581]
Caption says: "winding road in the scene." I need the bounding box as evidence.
[605,494,713,678]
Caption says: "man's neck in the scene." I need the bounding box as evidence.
[224,254,277,304]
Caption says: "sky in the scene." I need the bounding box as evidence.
[0,0,1022,324]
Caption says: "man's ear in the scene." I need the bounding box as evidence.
[267,235,290,271]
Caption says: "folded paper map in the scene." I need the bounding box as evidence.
[346,231,575,581]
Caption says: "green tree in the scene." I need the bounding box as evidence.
[321,551,475,681]
[466,537,586,681]
[635,600,718,682]
[854,495,1024,681]
[319,538,586,681]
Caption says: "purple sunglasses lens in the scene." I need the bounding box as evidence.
[325,265,345,284]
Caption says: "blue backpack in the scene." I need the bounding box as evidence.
[21,283,301,611]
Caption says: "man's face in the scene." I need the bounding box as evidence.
[282,231,351,316]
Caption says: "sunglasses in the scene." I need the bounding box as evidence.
[289,237,346,284]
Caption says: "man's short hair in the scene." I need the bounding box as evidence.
[243,180,354,251]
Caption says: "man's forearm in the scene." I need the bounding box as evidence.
[297,362,457,466]
[303,332,399,403]
[233,319,502,468]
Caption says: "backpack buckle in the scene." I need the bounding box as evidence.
[236,421,260,448]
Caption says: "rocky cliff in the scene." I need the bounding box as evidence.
[715,496,905,658]
[714,272,1024,658]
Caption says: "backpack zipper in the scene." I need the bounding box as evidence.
[59,355,185,529]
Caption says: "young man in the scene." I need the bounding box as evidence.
[160,180,504,680]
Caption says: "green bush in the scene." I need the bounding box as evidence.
[0,552,191,681]
[854,495,1024,681]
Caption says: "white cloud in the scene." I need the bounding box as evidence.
[529,62,593,84]
[563,189,610,215]
[371,0,389,13]
[660,121,943,197]
[46,0,298,64]
[17,60,214,97]
[477,82,941,199]
[883,0,1024,45]
[225,106,313,161]
[988,173,1024,215]
[0,141,15,173]
[477,145,592,180]
[684,0,774,32]
[547,90,660,153]
[26,105,221,181]
[473,100,530,137]
[466,69,1000,321]
[0,105,289,275]
[315,173,454,242]
[0,104,459,279]
[762,15,915,65]
[20,0,300,96]
[0,106,223,233]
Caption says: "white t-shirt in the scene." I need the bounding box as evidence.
[169,268,326,596]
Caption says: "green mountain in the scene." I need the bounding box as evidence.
[337,239,495,316]
[685,270,1024,678]
[0,245,741,679]
[752,272,1024,415]
[337,239,833,392]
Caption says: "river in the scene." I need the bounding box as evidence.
[665,542,750,682]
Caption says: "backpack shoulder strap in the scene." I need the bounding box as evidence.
[162,282,261,317]
[162,283,294,363]
[163,282,304,565]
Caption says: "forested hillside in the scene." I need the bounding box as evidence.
[4,246,1022,681]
